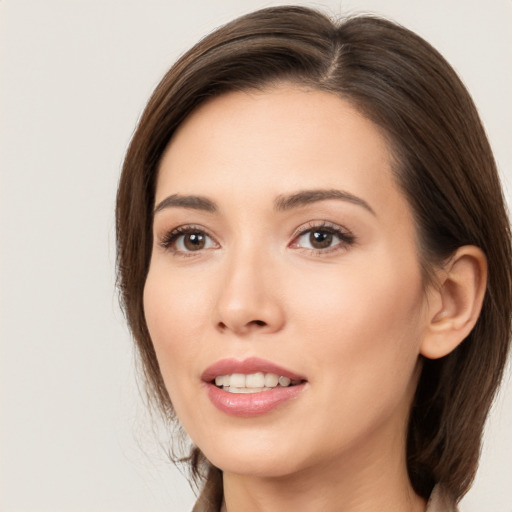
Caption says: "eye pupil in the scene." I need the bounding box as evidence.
[184,233,206,251]
[310,230,333,249]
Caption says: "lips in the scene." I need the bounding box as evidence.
[202,357,307,417]
[201,357,306,383]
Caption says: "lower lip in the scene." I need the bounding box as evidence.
[206,382,306,417]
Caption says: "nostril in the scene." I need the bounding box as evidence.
[215,318,272,333]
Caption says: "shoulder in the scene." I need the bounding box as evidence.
[426,485,459,512]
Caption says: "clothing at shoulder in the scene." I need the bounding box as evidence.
[192,484,459,512]
[426,485,459,512]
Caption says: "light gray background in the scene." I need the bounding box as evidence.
[1,1,511,510]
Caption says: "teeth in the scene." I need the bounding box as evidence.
[214,372,298,392]
[278,376,291,387]
[227,387,271,394]
[264,373,278,387]
[230,373,246,388]
[246,372,265,387]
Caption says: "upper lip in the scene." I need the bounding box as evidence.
[201,357,306,383]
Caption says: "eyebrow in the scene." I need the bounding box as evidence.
[153,188,375,216]
[274,189,375,215]
[154,194,218,214]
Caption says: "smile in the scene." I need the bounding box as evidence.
[203,357,307,416]
[214,372,301,393]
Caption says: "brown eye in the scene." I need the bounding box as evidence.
[292,224,355,254]
[309,230,333,249]
[183,232,206,251]
[161,227,218,253]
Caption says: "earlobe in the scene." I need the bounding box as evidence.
[420,246,487,360]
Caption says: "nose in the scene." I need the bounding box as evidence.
[214,248,285,336]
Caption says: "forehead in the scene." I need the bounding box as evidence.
[156,85,404,220]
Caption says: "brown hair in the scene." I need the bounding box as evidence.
[116,5,512,504]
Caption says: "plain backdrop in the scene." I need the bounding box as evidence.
[1,1,511,511]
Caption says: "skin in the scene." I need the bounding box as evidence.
[144,85,444,511]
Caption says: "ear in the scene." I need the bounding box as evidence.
[420,246,487,360]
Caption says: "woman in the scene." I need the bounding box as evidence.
[116,6,511,511]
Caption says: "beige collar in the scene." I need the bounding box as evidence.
[195,484,457,512]
[426,485,459,512]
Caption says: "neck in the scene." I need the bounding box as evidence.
[221,418,426,512]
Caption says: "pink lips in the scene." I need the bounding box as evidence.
[202,357,307,417]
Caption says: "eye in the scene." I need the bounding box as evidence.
[291,223,355,253]
[160,226,218,254]
[299,230,335,249]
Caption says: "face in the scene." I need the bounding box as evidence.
[144,85,430,478]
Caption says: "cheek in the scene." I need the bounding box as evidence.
[290,251,425,395]
[294,254,423,329]
[276,256,425,462]
[143,265,212,394]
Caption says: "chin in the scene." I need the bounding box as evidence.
[211,455,302,479]
[199,433,307,478]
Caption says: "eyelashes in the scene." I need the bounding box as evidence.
[159,225,219,254]
[158,221,356,257]
[290,221,356,254]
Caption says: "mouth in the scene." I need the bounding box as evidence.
[213,372,303,394]
[202,357,307,416]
